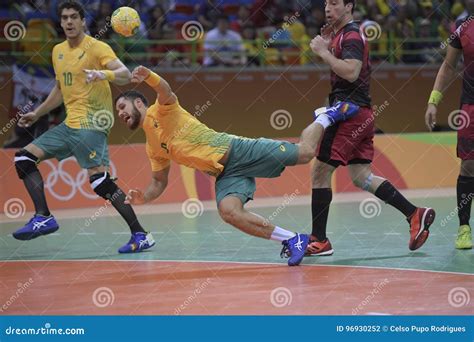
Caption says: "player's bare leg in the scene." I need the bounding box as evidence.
[296,102,361,165]
[304,102,370,255]
[295,122,325,164]
[218,196,292,239]
[348,164,385,192]
[348,163,435,250]
[218,196,308,266]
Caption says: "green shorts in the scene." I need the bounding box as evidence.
[215,137,299,204]
[32,123,109,169]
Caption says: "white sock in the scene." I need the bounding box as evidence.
[270,226,296,242]
[315,114,332,129]
[314,106,327,116]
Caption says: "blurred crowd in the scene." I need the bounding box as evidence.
[1,0,474,67]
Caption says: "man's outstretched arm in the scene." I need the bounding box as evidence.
[131,66,177,105]
[125,166,170,205]
[18,81,63,128]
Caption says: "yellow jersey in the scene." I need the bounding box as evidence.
[52,35,117,132]
[144,99,234,176]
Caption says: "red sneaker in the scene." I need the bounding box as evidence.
[305,236,334,256]
[409,207,436,251]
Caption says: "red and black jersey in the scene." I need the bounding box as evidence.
[450,15,474,104]
[328,21,371,107]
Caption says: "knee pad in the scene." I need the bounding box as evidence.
[14,149,39,179]
[90,172,118,200]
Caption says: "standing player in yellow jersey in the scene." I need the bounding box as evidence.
[13,1,155,254]
[115,66,360,266]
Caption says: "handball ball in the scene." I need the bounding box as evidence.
[111,7,141,37]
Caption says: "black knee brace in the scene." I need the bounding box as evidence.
[90,172,119,200]
[14,149,39,179]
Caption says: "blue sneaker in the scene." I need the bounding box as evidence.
[314,101,360,124]
[13,215,59,241]
[118,232,155,253]
[280,233,309,266]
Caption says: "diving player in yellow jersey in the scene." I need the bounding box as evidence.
[115,66,360,266]
[13,1,155,254]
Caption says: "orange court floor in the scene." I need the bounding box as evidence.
[0,191,472,315]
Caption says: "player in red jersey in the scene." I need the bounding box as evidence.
[425,5,474,249]
[307,0,436,256]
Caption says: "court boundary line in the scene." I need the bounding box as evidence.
[1,258,472,276]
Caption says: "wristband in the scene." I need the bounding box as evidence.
[102,70,115,82]
[428,90,443,106]
[145,71,161,87]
